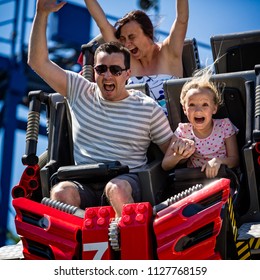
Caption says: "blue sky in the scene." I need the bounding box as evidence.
[1,0,260,241]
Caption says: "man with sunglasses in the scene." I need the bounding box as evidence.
[28,0,173,217]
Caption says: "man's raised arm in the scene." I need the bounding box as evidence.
[27,0,68,96]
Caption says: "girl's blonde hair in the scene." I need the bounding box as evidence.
[180,67,223,107]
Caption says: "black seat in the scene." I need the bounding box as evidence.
[182,38,201,77]
[20,89,168,206]
[210,30,260,74]
[163,69,259,218]
[164,70,255,151]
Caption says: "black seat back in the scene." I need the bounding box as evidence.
[40,93,74,197]
[210,30,260,74]
[182,38,201,77]
[164,70,258,213]
[39,91,166,205]
[164,70,256,153]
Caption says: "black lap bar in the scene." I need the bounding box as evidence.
[171,165,227,182]
[56,161,129,181]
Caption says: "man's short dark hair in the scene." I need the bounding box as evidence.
[94,41,130,69]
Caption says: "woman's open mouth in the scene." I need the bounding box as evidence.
[130,47,138,55]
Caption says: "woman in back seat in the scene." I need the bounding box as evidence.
[80,0,189,114]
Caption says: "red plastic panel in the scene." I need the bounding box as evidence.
[13,197,83,259]
[120,202,154,260]
[12,165,40,199]
[153,178,230,259]
[82,206,115,260]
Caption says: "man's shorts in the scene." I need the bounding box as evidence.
[73,173,141,209]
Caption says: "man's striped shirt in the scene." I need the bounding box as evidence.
[66,70,173,171]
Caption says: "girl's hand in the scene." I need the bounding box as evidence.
[201,158,221,178]
[171,138,195,159]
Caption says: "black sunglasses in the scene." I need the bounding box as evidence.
[94,65,128,76]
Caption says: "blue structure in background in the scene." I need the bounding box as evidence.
[0,0,91,246]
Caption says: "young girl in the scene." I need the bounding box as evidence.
[162,70,240,178]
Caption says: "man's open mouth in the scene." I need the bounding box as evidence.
[104,83,115,91]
